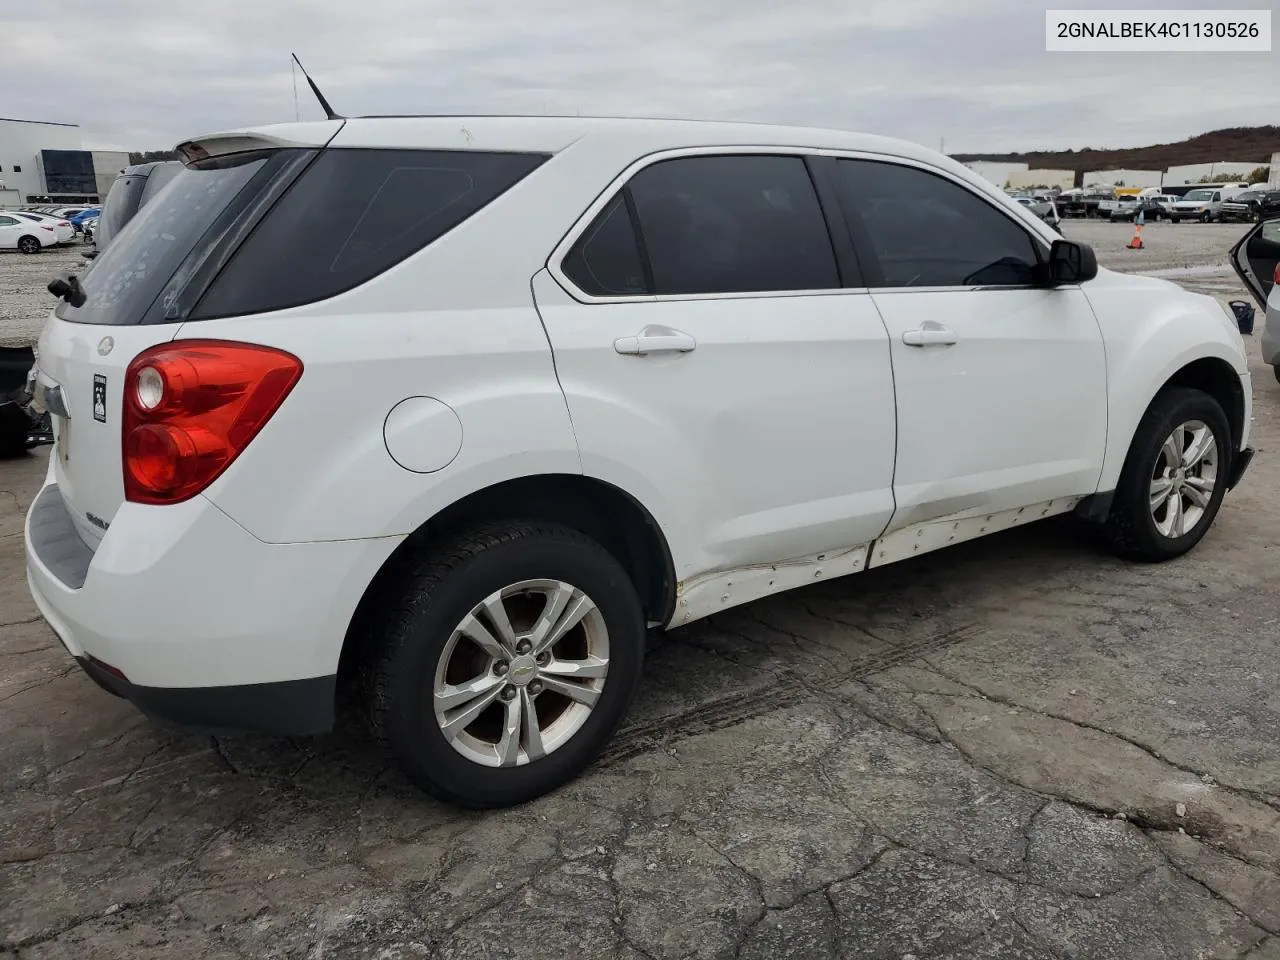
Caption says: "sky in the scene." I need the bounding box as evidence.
[3,0,1277,154]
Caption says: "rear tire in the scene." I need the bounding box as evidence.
[1272,365,1280,385]
[366,520,645,808]
[1102,388,1231,562]
[16,236,40,255]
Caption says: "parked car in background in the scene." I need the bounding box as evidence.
[88,161,182,258]
[67,208,100,234]
[1108,196,1170,223]
[10,212,76,245]
[0,212,56,253]
[1231,217,1280,381]
[1168,187,1245,223]
[1219,189,1280,224]
[1011,195,1061,231]
[26,117,1253,808]
[49,207,94,221]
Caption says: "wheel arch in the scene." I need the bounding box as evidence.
[337,473,677,684]
[1156,356,1246,456]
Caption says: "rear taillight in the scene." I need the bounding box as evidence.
[1274,263,1280,286]
[39,226,54,232]
[58,220,70,227]
[122,341,302,504]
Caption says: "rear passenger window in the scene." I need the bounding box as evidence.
[831,160,1040,288]
[627,155,839,296]
[562,194,649,296]
[192,149,548,319]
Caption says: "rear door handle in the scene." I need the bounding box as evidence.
[614,326,697,356]
[902,324,958,347]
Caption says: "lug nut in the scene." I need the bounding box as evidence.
[529,680,544,695]
[516,639,533,655]
[535,653,550,666]
[494,661,509,676]
[500,685,516,701]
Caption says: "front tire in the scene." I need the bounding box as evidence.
[367,521,645,808]
[16,236,41,254]
[1103,388,1231,562]
[1200,211,1212,223]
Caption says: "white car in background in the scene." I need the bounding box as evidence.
[25,116,1254,808]
[0,211,57,253]
[10,211,75,245]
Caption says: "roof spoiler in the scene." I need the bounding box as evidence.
[174,120,345,164]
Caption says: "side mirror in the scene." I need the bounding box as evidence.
[1043,239,1098,285]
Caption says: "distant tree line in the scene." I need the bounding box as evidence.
[127,150,180,165]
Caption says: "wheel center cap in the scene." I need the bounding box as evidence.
[508,656,538,686]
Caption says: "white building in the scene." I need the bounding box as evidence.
[962,161,1028,187]
[1082,168,1163,189]
[1163,161,1260,185]
[1006,168,1075,191]
[0,117,125,206]
[91,150,132,197]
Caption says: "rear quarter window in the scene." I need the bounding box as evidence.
[191,148,548,319]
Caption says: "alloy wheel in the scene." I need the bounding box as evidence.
[1149,419,1218,539]
[432,578,609,768]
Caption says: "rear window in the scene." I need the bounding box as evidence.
[57,152,285,326]
[191,148,548,319]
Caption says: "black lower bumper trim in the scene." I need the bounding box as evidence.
[76,657,335,736]
[1228,446,1255,491]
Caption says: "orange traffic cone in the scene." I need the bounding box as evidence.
[1126,209,1145,250]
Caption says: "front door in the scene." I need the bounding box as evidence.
[822,155,1108,536]
[1231,216,1280,307]
[533,152,898,581]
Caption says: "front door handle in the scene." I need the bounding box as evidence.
[902,323,958,347]
[614,326,697,356]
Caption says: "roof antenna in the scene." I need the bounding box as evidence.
[290,53,342,120]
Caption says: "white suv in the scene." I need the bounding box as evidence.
[25,117,1253,807]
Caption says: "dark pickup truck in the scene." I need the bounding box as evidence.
[1218,189,1280,223]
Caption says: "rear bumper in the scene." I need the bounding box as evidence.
[75,655,335,736]
[25,474,402,735]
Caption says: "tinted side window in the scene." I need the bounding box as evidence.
[626,155,839,295]
[832,160,1040,288]
[193,149,548,319]
[562,194,649,296]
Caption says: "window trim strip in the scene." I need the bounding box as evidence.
[547,144,1060,305]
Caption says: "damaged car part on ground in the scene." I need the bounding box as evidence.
[24,116,1254,808]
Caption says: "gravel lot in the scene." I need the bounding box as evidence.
[3,220,1280,960]
[0,244,87,347]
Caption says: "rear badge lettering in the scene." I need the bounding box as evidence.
[92,374,107,423]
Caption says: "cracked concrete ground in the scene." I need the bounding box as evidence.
[2,220,1280,959]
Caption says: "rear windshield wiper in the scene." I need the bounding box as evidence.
[47,273,86,308]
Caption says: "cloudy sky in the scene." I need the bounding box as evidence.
[4,0,1277,154]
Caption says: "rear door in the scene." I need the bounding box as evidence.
[1231,217,1280,307]
[0,215,23,249]
[534,150,897,578]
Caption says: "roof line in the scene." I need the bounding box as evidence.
[351,113,837,129]
[0,117,80,128]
